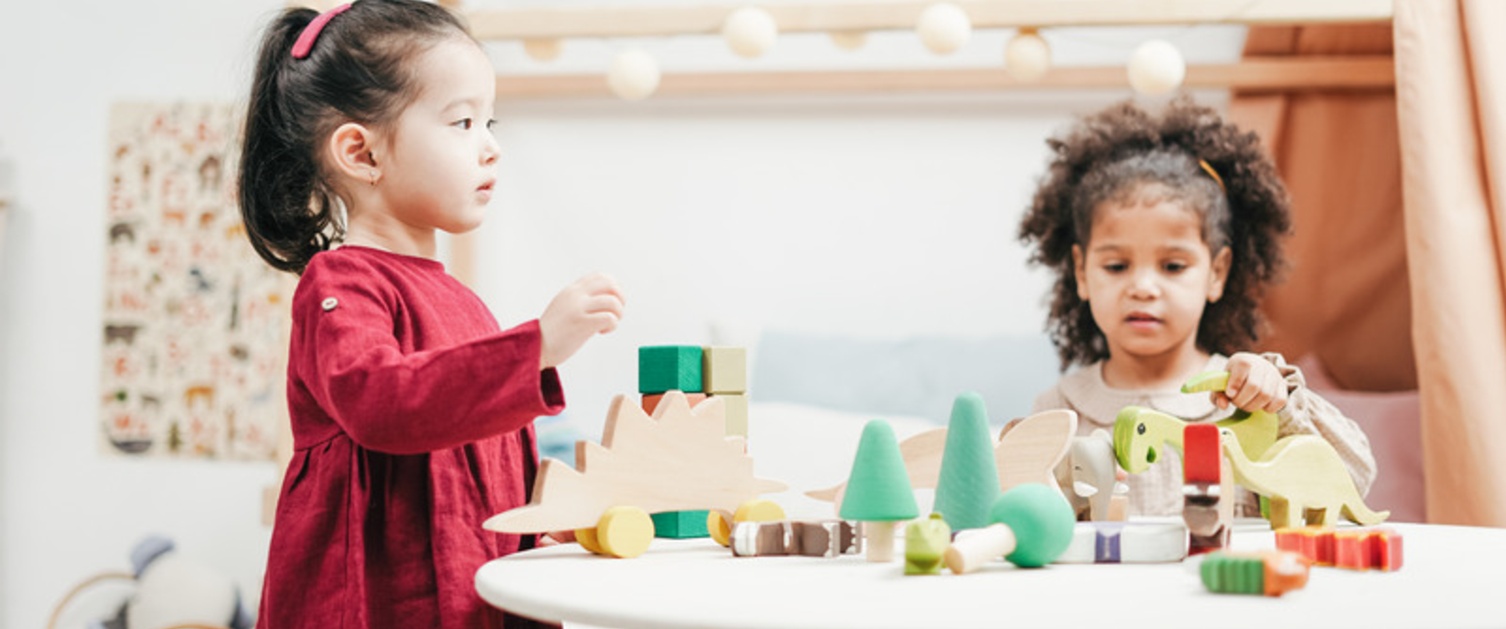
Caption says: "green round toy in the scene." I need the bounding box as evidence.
[989,483,1075,568]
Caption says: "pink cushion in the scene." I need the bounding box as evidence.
[1295,355,1426,523]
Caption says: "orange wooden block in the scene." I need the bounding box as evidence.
[643,392,707,414]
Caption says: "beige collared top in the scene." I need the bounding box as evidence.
[1032,352,1378,517]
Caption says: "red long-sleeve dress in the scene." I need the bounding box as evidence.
[257,246,564,628]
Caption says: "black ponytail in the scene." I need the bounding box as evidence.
[237,0,469,274]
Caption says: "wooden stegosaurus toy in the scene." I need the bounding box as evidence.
[483,391,787,558]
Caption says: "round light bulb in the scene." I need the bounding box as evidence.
[1005,31,1051,82]
[522,38,562,63]
[1127,39,1186,95]
[722,6,779,59]
[607,49,661,101]
[916,3,971,55]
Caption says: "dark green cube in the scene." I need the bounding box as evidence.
[639,345,703,394]
[651,510,710,539]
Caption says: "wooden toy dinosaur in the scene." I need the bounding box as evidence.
[483,391,787,557]
[1112,370,1281,474]
[1112,405,1278,475]
[1216,427,1389,529]
[806,409,1076,506]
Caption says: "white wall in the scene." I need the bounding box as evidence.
[0,0,1243,625]
[0,1,283,626]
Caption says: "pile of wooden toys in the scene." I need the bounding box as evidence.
[483,360,1404,598]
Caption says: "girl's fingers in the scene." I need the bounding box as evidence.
[585,293,625,318]
[589,311,620,334]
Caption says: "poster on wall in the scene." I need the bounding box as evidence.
[100,102,293,460]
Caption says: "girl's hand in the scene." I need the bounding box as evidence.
[1213,352,1288,413]
[539,273,625,370]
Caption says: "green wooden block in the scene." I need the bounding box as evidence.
[702,346,747,394]
[639,346,703,394]
[651,510,710,539]
[1201,552,1266,595]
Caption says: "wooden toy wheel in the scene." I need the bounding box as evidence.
[709,499,788,547]
[575,527,605,555]
[597,506,654,558]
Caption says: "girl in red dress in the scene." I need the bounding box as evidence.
[238,2,625,626]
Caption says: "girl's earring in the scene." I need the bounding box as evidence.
[368,171,379,187]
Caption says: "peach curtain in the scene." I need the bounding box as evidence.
[1394,0,1506,527]
[1228,25,1416,393]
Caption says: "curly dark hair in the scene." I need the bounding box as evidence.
[1018,97,1292,371]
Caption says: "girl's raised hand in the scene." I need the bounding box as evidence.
[539,273,625,370]
[1213,352,1288,413]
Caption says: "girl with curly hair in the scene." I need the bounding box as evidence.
[1021,97,1376,517]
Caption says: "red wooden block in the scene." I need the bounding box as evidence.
[1182,424,1221,483]
[642,392,707,414]
[1366,528,1404,572]
[1276,527,1336,566]
[1334,530,1368,570]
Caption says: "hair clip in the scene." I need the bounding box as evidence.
[292,3,353,60]
[1198,159,1227,194]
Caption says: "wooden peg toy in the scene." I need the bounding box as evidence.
[945,524,1017,575]
[1200,550,1311,597]
[943,483,1075,574]
[1182,423,1232,555]
[839,420,919,562]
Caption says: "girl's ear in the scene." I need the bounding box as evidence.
[1072,244,1090,301]
[1207,246,1232,302]
[326,122,381,187]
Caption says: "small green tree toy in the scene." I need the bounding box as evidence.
[840,420,919,562]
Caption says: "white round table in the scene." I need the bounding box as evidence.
[476,521,1504,629]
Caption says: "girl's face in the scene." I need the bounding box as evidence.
[1073,193,1231,363]
[375,35,500,236]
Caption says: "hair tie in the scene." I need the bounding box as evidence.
[1198,159,1226,194]
[291,3,353,60]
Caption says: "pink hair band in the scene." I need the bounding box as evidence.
[291,3,353,60]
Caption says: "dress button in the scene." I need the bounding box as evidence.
[321,297,338,311]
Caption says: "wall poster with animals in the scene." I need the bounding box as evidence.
[100,102,293,460]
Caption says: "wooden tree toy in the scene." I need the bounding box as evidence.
[943,483,1075,574]
[1182,423,1233,555]
[809,408,1076,505]
[839,420,919,562]
[1216,427,1389,529]
[482,391,787,558]
[933,392,1002,531]
[1200,550,1311,597]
